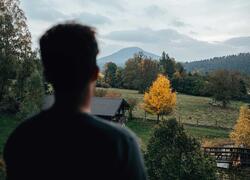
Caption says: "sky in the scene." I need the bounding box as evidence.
[20,0,250,61]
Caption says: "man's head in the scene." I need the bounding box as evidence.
[40,22,99,94]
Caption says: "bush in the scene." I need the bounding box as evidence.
[145,118,217,180]
[94,88,108,97]
[105,91,121,98]
[0,158,5,180]
[17,70,44,119]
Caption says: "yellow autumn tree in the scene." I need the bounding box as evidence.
[230,105,250,147]
[143,74,176,123]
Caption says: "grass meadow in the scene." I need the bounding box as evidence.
[105,88,246,149]
[0,88,246,154]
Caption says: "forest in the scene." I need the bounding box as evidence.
[184,53,250,74]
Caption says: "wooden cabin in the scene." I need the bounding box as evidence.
[43,95,130,124]
[91,97,130,124]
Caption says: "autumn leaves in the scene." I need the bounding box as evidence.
[143,74,176,122]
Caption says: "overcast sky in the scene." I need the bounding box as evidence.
[20,0,250,61]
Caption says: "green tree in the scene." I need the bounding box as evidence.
[208,70,247,107]
[159,51,176,79]
[0,0,44,117]
[123,53,144,90]
[123,53,159,93]
[139,58,159,93]
[126,98,137,120]
[114,66,124,88]
[145,119,217,180]
[104,62,117,87]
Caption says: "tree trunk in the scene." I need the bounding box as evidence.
[222,100,227,108]
[157,114,160,124]
[129,109,133,120]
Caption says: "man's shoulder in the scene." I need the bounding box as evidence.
[13,111,137,143]
[78,113,138,143]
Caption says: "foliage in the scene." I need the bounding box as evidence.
[0,0,44,118]
[114,67,124,88]
[123,53,159,93]
[104,62,117,87]
[143,74,176,122]
[184,53,250,75]
[123,53,143,89]
[145,119,217,180]
[208,70,247,107]
[230,105,250,147]
[126,98,138,120]
[105,91,121,98]
[159,51,176,79]
[96,73,110,88]
[94,88,108,97]
[0,157,5,180]
[172,73,209,96]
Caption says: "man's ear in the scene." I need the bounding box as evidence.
[91,66,99,81]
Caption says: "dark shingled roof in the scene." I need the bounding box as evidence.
[91,97,128,117]
[43,95,129,117]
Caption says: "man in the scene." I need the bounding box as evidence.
[4,23,147,180]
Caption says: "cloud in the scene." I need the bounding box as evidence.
[74,12,111,25]
[102,28,250,61]
[20,0,250,61]
[76,0,125,11]
[21,0,66,22]
[144,5,167,17]
[171,19,189,27]
[104,28,189,43]
[223,36,250,47]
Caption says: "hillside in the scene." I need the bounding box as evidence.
[184,53,250,74]
[97,47,159,68]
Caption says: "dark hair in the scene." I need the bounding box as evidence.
[40,22,99,92]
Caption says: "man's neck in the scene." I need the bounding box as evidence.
[53,92,91,114]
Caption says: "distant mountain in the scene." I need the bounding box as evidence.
[183,53,250,74]
[97,47,159,67]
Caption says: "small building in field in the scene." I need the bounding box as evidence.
[91,97,130,124]
[43,95,130,124]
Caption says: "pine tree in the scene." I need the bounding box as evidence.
[230,105,250,147]
[143,74,176,123]
[159,51,176,79]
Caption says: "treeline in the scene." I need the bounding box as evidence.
[99,52,250,106]
[184,53,250,74]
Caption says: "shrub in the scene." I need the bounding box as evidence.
[94,88,108,97]
[145,118,217,180]
[0,158,6,180]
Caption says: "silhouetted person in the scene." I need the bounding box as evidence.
[4,23,148,180]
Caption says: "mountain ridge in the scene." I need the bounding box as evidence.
[183,53,250,74]
[97,47,159,67]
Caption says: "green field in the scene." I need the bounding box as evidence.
[104,88,246,149]
[0,88,246,155]
[107,88,245,128]
[127,119,230,150]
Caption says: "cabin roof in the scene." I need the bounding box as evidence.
[91,97,129,117]
[42,95,129,117]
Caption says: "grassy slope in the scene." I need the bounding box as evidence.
[107,88,245,128]
[127,120,230,150]
[105,88,245,149]
[0,88,245,154]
